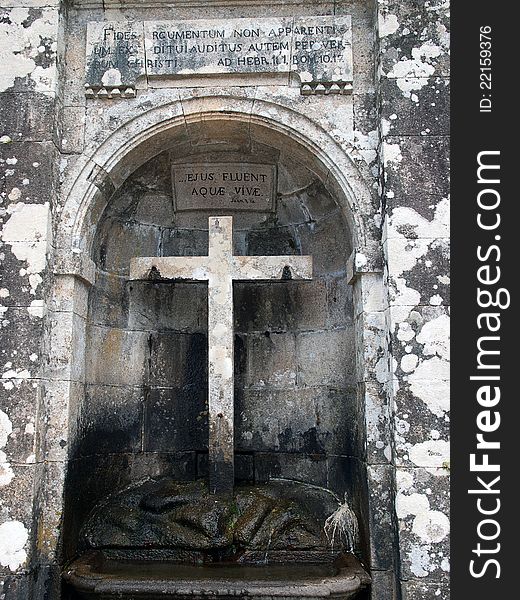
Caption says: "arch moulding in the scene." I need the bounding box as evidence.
[54,94,381,283]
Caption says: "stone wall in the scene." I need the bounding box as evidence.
[60,144,359,561]
[0,1,62,596]
[0,1,450,599]
[376,1,450,598]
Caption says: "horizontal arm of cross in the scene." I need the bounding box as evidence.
[129,256,210,281]
[233,255,313,280]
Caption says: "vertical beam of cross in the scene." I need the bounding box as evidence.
[130,216,312,495]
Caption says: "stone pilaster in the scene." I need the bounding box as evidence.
[376,1,450,598]
[0,1,62,596]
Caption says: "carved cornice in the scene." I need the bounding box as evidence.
[301,81,353,95]
[84,84,136,99]
[70,0,336,10]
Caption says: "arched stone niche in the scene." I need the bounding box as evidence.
[46,100,391,583]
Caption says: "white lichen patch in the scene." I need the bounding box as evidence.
[0,520,29,571]
[386,42,444,99]
[382,142,402,166]
[401,353,418,373]
[412,509,450,543]
[378,12,400,37]
[408,357,449,417]
[0,409,12,450]
[349,129,379,166]
[2,367,31,391]
[27,299,44,318]
[396,467,450,576]
[0,202,50,294]
[408,440,450,470]
[429,294,443,305]
[397,321,415,342]
[384,198,450,329]
[387,197,450,241]
[0,410,14,487]
[416,314,450,361]
[101,68,122,87]
[0,8,58,93]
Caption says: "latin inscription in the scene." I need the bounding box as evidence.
[173,163,275,212]
[85,16,353,95]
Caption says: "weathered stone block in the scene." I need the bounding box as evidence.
[0,246,40,308]
[326,276,354,327]
[0,92,55,141]
[145,332,207,388]
[0,307,43,375]
[351,272,384,318]
[325,454,356,499]
[297,328,354,387]
[161,228,209,257]
[55,105,86,154]
[362,381,391,465]
[37,380,83,463]
[76,384,144,457]
[355,311,386,381]
[395,466,450,581]
[0,378,37,464]
[88,271,129,329]
[385,238,449,308]
[236,387,357,456]
[297,212,351,276]
[143,387,208,453]
[369,570,397,600]
[134,192,175,227]
[197,452,253,483]
[378,0,449,78]
[1,574,30,600]
[383,136,449,216]
[367,464,397,571]
[275,193,308,226]
[128,280,208,332]
[49,274,89,318]
[352,92,378,141]
[44,311,85,382]
[234,279,329,333]
[247,225,300,256]
[396,240,449,306]
[393,397,449,469]
[0,7,58,94]
[63,453,134,558]
[130,451,197,482]
[95,220,162,275]
[401,579,449,600]
[244,332,296,388]
[381,77,449,136]
[0,141,54,207]
[0,463,35,530]
[85,325,147,386]
[255,452,328,486]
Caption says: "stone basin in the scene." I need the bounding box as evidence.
[63,551,370,599]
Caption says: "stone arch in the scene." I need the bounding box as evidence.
[56,95,378,262]
[38,93,394,594]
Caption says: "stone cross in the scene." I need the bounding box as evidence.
[130,216,312,495]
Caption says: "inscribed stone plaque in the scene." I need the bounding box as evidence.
[85,21,145,97]
[86,16,352,97]
[173,163,275,212]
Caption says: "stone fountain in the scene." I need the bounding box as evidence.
[63,218,369,599]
